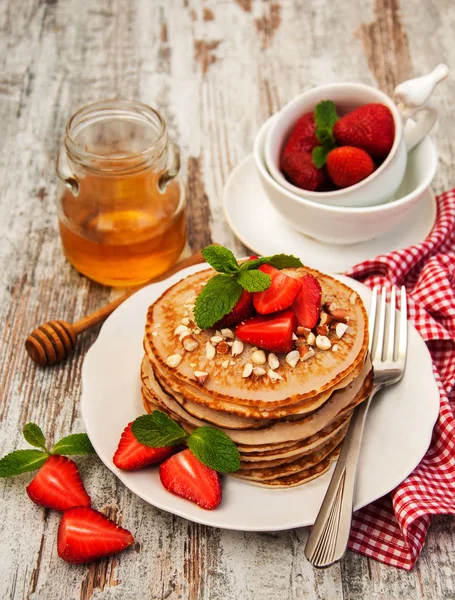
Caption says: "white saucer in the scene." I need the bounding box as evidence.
[223,156,437,273]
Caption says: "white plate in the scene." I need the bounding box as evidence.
[81,264,440,531]
[223,156,437,273]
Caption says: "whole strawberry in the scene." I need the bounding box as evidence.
[326,146,374,188]
[280,150,327,191]
[333,103,395,159]
[282,112,319,155]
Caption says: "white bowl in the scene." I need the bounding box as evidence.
[264,83,407,208]
[254,116,437,245]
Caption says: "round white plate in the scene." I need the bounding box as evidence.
[223,156,437,273]
[81,263,440,531]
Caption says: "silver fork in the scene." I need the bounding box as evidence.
[305,285,408,568]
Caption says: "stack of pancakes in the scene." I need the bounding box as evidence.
[141,266,372,488]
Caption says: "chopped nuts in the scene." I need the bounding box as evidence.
[252,367,267,379]
[268,353,280,370]
[152,331,158,337]
[210,335,224,345]
[174,324,190,336]
[231,340,244,356]
[181,317,190,326]
[316,335,332,350]
[286,350,300,368]
[319,312,333,327]
[166,354,182,368]
[206,341,216,360]
[194,371,209,385]
[316,324,329,336]
[242,362,253,378]
[215,330,222,337]
[221,328,234,339]
[268,369,283,382]
[332,344,340,352]
[331,308,350,323]
[251,349,266,365]
[296,326,311,337]
[216,341,230,355]
[335,322,349,339]
[298,345,315,361]
[229,360,236,366]
[307,332,316,346]
[182,335,199,352]
[349,292,358,305]
[292,333,298,341]
[221,360,230,368]
[325,301,339,313]
[295,338,308,347]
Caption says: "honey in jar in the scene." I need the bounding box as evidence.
[56,100,186,287]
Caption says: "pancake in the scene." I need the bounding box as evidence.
[145,266,368,408]
[141,355,373,446]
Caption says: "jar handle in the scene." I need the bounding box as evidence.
[157,140,180,193]
[56,145,80,196]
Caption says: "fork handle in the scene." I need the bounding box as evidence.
[304,385,381,568]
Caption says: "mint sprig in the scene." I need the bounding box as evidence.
[312,100,339,168]
[194,245,303,328]
[0,423,96,478]
[131,410,241,473]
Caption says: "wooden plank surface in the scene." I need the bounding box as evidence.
[0,0,454,598]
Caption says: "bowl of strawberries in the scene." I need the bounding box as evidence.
[264,74,444,208]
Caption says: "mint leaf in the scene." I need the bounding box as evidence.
[202,245,239,274]
[23,423,47,451]
[236,269,271,292]
[187,427,240,473]
[312,145,331,169]
[131,411,187,448]
[0,450,48,477]
[243,254,303,270]
[194,274,243,329]
[52,433,96,456]
[314,100,338,131]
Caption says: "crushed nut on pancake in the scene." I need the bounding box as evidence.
[298,345,315,361]
[286,350,300,368]
[335,322,349,339]
[242,362,253,378]
[210,335,223,345]
[216,341,230,355]
[331,308,350,323]
[221,328,234,339]
[231,340,244,356]
[205,341,216,360]
[316,324,329,336]
[194,370,209,385]
[251,349,266,365]
[268,369,283,382]
[182,335,199,352]
[252,367,267,380]
[268,353,279,370]
[166,354,182,368]
[350,292,358,305]
[316,335,332,350]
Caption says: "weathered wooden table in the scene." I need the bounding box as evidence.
[1,0,454,598]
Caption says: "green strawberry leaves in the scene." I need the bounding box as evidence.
[313,100,339,168]
[194,245,303,329]
[0,450,49,478]
[131,410,241,473]
[0,423,97,478]
[131,412,188,448]
[187,426,240,473]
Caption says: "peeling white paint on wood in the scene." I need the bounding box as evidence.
[0,0,454,598]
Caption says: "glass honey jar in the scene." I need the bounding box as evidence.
[56,100,186,287]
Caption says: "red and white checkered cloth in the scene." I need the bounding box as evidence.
[344,188,455,570]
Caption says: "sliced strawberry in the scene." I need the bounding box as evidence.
[113,422,175,471]
[253,265,302,315]
[26,455,91,511]
[159,448,221,510]
[235,310,297,353]
[214,288,254,328]
[292,274,322,329]
[58,507,134,564]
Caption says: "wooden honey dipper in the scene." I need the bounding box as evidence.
[25,251,205,367]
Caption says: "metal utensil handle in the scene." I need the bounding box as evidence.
[304,385,380,568]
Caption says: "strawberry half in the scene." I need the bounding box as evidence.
[235,310,297,354]
[333,103,395,159]
[253,265,302,315]
[292,274,322,329]
[214,288,254,328]
[58,507,134,564]
[326,146,374,188]
[282,112,319,155]
[159,448,221,510]
[26,455,91,511]
[113,422,175,471]
[280,150,327,191]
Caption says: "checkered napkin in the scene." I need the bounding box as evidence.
[344,188,455,569]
